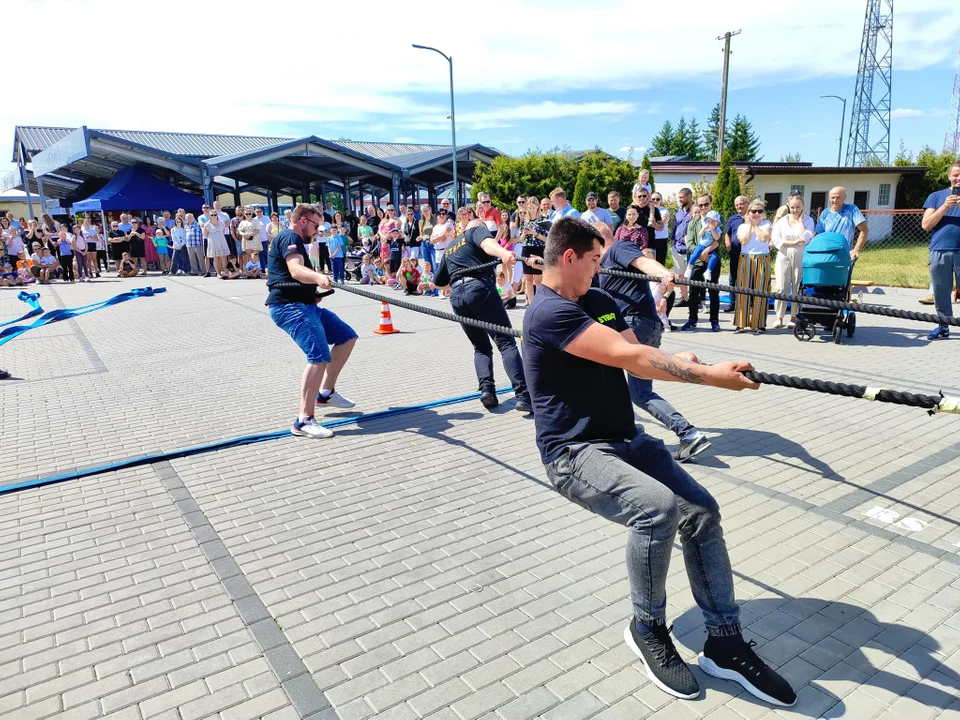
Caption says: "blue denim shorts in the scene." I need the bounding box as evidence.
[269,302,357,364]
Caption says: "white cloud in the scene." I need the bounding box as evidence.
[1,0,957,177]
[891,108,947,120]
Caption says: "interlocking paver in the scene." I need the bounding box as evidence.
[5,281,960,720]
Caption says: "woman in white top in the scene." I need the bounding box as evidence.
[771,194,815,328]
[203,213,231,276]
[80,217,101,277]
[734,198,774,334]
[650,192,670,265]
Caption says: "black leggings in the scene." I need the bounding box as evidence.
[59,255,75,281]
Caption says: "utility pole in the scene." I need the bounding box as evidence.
[716,29,741,161]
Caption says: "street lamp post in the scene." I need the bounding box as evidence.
[820,95,847,166]
[413,44,458,212]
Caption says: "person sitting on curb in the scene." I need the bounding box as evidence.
[117,252,139,277]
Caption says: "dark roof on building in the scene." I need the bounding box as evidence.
[649,160,927,175]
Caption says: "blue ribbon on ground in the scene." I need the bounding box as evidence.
[0,287,166,347]
[0,386,513,495]
[0,291,43,328]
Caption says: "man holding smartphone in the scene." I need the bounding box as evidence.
[922,161,960,340]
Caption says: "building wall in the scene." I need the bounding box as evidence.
[215,191,294,209]
[652,171,902,241]
[0,200,40,222]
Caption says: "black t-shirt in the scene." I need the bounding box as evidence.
[435,225,494,286]
[599,240,656,320]
[612,207,627,222]
[522,285,637,464]
[265,229,317,306]
[637,206,661,238]
[390,237,405,255]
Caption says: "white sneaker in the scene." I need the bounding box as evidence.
[291,417,334,438]
[316,390,356,409]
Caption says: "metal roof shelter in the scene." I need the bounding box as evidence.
[6,125,501,219]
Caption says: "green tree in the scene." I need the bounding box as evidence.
[471,151,580,210]
[687,117,706,160]
[323,192,344,212]
[650,121,675,156]
[780,152,802,162]
[705,104,725,160]
[570,151,637,211]
[641,153,655,193]
[712,151,735,219]
[725,114,762,161]
[893,139,913,167]
[896,145,960,208]
[671,117,691,157]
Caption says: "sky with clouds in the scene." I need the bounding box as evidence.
[3,0,959,180]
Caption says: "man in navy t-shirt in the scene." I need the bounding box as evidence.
[522,217,795,708]
[265,204,358,439]
[596,223,710,462]
[922,162,960,340]
[435,214,530,411]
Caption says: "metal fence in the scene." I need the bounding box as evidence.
[855,210,929,289]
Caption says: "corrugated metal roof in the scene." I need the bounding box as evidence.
[333,141,450,160]
[14,125,287,160]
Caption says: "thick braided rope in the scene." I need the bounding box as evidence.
[270,280,960,415]
[599,267,960,328]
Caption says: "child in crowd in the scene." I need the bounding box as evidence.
[220,259,241,280]
[327,225,348,283]
[497,268,517,309]
[417,261,437,296]
[16,263,35,284]
[117,252,139,277]
[39,247,59,282]
[359,254,377,285]
[243,257,261,279]
[396,258,421,295]
[307,231,321,268]
[685,209,721,279]
[154,228,172,274]
[372,258,386,285]
[1,262,20,286]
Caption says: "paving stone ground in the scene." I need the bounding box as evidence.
[2,276,960,720]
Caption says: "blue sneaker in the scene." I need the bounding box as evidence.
[679,321,697,331]
[928,325,949,341]
[711,322,721,332]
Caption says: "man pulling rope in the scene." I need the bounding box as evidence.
[521,217,796,707]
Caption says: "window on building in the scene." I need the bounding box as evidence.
[810,191,827,219]
[878,183,891,206]
[764,193,782,212]
[790,185,805,198]
[853,190,870,209]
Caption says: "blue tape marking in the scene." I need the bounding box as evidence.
[0,386,514,496]
[0,291,44,328]
[0,287,167,347]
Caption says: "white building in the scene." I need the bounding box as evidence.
[646,161,927,240]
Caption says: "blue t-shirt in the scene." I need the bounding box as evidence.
[118,222,132,233]
[815,204,865,242]
[522,285,637,464]
[265,229,316,306]
[726,214,745,250]
[598,240,656,320]
[550,204,581,221]
[924,189,960,252]
[326,233,348,258]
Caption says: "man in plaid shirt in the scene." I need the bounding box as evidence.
[184,213,205,275]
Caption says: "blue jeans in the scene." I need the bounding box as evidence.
[260,241,269,271]
[268,302,357,364]
[170,246,189,273]
[449,277,529,401]
[930,250,959,327]
[331,257,345,282]
[546,432,741,635]
[421,243,436,273]
[626,316,694,439]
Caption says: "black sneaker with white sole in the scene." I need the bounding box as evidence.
[624,619,699,700]
[675,431,711,463]
[698,637,796,707]
[480,390,499,409]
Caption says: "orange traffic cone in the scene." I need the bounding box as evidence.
[373,302,399,335]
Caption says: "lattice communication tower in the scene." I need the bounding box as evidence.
[846,0,893,166]
[944,49,960,155]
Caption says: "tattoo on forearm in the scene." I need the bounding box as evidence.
[649,355,706,384]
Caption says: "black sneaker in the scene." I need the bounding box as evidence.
[675,432,711,463]
[698,637,796,707]
[514,398,533,414]
[624,620,699,700]
[480,390,499,409]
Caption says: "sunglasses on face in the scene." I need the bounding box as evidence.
[697,203,711,208]
[749,209,765,214]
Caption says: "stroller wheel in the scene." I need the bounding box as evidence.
[846,313,856,337]
[832,322,843,344]
[794,321,815,342]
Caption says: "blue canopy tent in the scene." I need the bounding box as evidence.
[72,165,204,213]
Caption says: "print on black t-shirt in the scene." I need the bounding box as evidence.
[435,225,495,286]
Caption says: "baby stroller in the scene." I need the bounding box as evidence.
[344,249,365,281]
[793,232,856,344]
